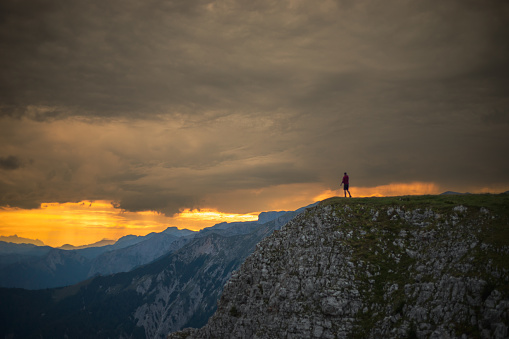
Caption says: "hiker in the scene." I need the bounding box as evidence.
[340,172,352,197]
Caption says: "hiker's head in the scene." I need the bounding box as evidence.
[344,172,347,175]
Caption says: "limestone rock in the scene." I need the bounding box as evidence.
[169,196,509,339]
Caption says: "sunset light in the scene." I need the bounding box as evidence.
[2,181,506,248]
[0,201,261,247]
[314,182,441,202]
[176,208,259,223]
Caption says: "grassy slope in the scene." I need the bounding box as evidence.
[321,193,509,247]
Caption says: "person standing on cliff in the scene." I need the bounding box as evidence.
[340,172,352,197]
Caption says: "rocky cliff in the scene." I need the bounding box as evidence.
[169,194,509,339]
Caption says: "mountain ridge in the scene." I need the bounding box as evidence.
[0,206,310,338]
[0,234,45,246]
[58,238,116,250]
[0,211,298,289]
[169,194,509,338]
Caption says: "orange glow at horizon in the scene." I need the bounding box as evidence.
[2,182,506,247]
[314,182,441,201]
[177,208,258,223]
[0,201,260,247]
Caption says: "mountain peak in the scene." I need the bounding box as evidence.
[58,238,116,250]
[257,210,288,224]
[0,234,45,246]
[170,194,509,338]
[162,226,195,237]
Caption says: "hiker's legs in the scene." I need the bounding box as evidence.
[347,190,351,197]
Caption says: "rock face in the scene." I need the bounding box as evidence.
[169,195,509,339]
[87,233,188,277]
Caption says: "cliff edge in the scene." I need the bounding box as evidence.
[169,194,509,339]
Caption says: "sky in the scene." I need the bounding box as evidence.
[1,0,508,246]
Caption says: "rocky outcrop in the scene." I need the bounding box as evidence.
[169,195,509,338]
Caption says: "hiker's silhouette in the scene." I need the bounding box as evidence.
[340,172,351,197]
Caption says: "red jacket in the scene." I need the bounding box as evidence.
[342,175,349,185]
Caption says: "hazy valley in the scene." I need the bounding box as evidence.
[0,206,309,338]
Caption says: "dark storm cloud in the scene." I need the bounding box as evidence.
[1,0,508,119]
[0,0,314,119]
[0,0,508,213]
[0,0,213,118]
[117,192,197,216]
[0,156,22,170]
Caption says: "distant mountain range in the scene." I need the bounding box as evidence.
[440,191,472,195]
[0,234,45,246]
[0,209,312,290]
[0,227,192,289]
[0,204,314,338]
[58,238,117,250]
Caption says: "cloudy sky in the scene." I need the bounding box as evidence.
[1,0,508,246]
